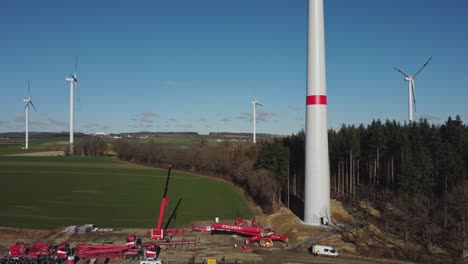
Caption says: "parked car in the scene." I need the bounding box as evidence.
[311,245,338,257]
[140,257,163,264]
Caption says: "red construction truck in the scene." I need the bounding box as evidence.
[9,241,69,260]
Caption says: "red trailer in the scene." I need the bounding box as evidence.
[142,237,198,253]
[72,235,142,260]
[74,244,141,259]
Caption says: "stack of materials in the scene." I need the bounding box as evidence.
[65,226,77,234]
[76,224,94,234]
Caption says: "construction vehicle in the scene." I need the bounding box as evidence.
[310,245,338,257]
[5,236,160,263]
[150,165,185,240]
[140,257,163,264]
[8,242,69,260]
[191,218,288,251]
[145,165,198,249]
[73,235,142,260]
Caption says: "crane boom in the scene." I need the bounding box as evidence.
[162,165,172,198]
[164,198,182,230]
[151,165,172,240]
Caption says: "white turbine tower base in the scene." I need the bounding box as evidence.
[251,98,262,143]
[304,0,330,226]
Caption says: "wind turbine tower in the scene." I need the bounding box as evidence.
[394,57,432,123]
[304,0,330,225]
[66,58,78,154]
[23,81,37,150]
[251,98,262,143]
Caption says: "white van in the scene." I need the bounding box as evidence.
[311,245,338,257]
[140,258,163,264]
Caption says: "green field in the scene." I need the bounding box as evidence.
[0,137,68,155]
[0,156,252,229]
[0,136,210,156]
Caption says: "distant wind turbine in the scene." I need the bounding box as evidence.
[23,80,37,150]
[251,98,262,143]
[65,57,78,154]
[394,57,432,123]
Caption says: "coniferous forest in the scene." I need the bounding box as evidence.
[284,116,467,262]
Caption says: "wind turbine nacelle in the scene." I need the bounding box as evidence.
[66,77,74,82]
[404,77,412,81]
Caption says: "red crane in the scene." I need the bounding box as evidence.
[192,218,288,251]
[151,165,172,240]
[150,165,186,240]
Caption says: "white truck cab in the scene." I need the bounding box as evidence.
[140,258,163,264]
[311,245,338,257]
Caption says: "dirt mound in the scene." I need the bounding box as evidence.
[262,199,355,245]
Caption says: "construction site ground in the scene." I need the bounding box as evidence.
[0,202,415,264]
[0,227,413,264]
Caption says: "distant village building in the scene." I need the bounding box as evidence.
[94,132,107,136]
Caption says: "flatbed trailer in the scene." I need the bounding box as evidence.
[142,237,198,250]
[74,244,142,260]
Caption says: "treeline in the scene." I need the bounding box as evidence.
[111,139,289,213]
[285,116,467,262]
[67,136,107,156]
[286,116,467,198]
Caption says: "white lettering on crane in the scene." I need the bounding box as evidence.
[220,225,242,230]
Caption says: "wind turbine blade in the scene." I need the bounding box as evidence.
[28,80,30,96]
[74,56,78,79]
[257,103,263,106]
[24,102,29,110]
[30,101,38,112]
[393,67,410,78]
[411,80,416,112]
[70,74,77,83]
[413,57,432,79]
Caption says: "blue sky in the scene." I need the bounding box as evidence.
[1,0,467,135]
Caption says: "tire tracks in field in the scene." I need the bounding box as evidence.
[0,161,208,180]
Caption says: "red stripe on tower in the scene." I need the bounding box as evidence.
[306,95,327,105]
